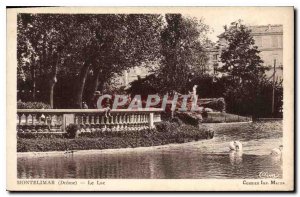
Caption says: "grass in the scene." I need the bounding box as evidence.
[203,112,251,123]
[17,122,214,152]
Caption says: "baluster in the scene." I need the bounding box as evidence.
[101,115,105,132]
[95,115,100,132]
[24,114,31,132]
[133,114,136,130]
[141,114,145,130]
[95,115,100,124]
[110,114,115,132]
[132,114,136,130]
[49,115,53,132]
[74,115,77,124]
[25,114,29,125]
[90,115,95,125]
[122,114,127,131]
[86,114,91,132]
[113,114,117,125]
[127,114,131,131]
[136,114,140,130]
[90,114,95,132]
[18,114,21,125]
[119,114,124,131]
[17,114,21,132]
[105,115,110,132]
[134,114,138,130]
[85,114,90,125]
[44,114,50,132]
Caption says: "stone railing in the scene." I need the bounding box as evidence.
[17,108,163,133]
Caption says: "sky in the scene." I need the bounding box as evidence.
[177,7,291,42]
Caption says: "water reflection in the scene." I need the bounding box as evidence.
[229,151,243,165]
[18,121,283,179]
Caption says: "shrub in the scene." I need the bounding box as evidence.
[171,116,183,126]
[155,121,174,133]
[17,132,64,139]
[65,124,79,138]
[17,122,215,152]
[175,111,202,127]
[17,101,51,109]
[202,98,226,112]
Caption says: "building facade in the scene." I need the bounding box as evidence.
[251,25,283,81]
[206,24,283,81]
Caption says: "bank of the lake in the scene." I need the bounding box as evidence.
[17,122,214,152]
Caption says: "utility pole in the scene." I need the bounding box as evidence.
[271,59,276,116]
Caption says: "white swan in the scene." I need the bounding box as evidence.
[229,141,242,151]
[271,145,283,156]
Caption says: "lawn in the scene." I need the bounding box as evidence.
[203,112,251,123]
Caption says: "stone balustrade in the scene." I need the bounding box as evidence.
[17,108,163,133]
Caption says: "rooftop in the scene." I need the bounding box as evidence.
[249,24,283,34]
[218,24,283,38]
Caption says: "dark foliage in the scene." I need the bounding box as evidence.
[202,98,226,112]
[17,101,51,109]
[17,122,213,152]
[65,124,80,139]
[17,132,64,139]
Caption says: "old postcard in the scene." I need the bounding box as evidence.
[6,7,294,191]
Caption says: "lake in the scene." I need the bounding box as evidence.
[17,120,283,179]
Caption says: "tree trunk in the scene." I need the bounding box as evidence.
[49,77,56,108]
[88,67,102,107]
[73,63,91,109]
[49,57,59,109]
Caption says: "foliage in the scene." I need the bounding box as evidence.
[157,14,210,94]
[17,132,64,139]
[217,20,282,117]
[126,74,160,97]
[17,122,214,152]
[175,112,202,127]
[193,74,226,98]
[218,20,266,80]
[65,124,80,138]
[202,98,226,112]
[17,101,51,109]
[17,14,163,108]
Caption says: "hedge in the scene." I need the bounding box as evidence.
[17,101,51,109]
[17,122,214,152]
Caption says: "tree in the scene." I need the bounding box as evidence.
[85,14,163,106]
[218,20,268,116]
[17,14,163,108]
[218,20,265,81]
[158,14,209,94]
[17,14,81,107]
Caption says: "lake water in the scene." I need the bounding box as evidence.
[17,121,283,179]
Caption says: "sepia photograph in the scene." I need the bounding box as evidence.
[6,6,294,191]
